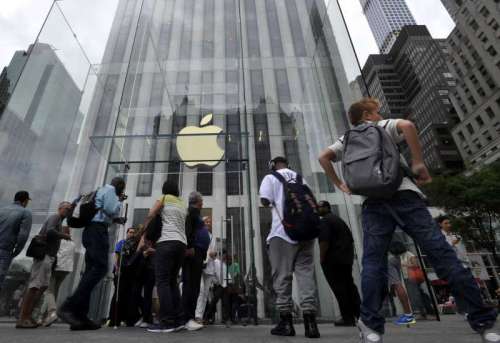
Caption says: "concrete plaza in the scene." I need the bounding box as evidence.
[0,315,482,343]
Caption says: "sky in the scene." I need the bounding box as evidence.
[0,0,454,76]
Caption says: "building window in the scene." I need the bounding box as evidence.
[466,123,474,134]
[486,107,495,119]
[476,116,485,126]
[487,46,498,57]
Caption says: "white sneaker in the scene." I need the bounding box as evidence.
[140,321,150,328]
[43,312,58,327]
[185,319,203,331]
[135,319,143,327]
[482,330,500,343]
[358,319,383,343]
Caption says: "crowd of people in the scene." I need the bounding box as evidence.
[0,97,498,342]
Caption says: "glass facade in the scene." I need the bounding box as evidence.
[0,0,371,320]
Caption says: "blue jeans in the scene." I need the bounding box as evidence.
[63,222,109,317]
[0,248,13,292]
[360,191,497,334]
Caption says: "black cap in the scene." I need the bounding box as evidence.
[271,156,288,165]
[14,191,31,203]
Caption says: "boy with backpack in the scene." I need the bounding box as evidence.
[318,98,498,343]
[259,156,320,339]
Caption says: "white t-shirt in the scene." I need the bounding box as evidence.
[442,230,470,266]
[259,168,306,245]
[55,239,76,273]
[328,119,424,198]
[157,195,187,245]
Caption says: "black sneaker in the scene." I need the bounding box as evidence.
[334,319,356,327]
[271,313,295,336]
[147,323,176,333]
[304,313,320,339]
[57,305,84,327]
[70,320,101,331]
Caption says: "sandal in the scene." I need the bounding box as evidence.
[16,319,39,329]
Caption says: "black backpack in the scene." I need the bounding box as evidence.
[271,171,320,241]
[342,122,403,199]
[67,190,99,228]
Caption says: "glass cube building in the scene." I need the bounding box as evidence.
[0,0,366,319]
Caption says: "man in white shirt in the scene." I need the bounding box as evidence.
[259,157,320,339]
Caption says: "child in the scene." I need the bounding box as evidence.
[318,98,498,343]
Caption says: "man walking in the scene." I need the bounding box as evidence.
[259,156,320,339]
[318,98,498,343]
[58,177,127,330]
[317,200,360,327]
[0,191,32,292]
[16,201,72,328]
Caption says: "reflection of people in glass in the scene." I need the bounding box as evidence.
[317,200,360,327]
[16,201,72,329]
[0,191,32,292]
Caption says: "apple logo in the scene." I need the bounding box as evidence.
[176,113,225,168]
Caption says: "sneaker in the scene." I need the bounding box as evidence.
[271,313,295,336]
[140,321,151,328]
[358,319,383,343]
[185,319,203,331]
[15,319,39,329]
[43,312,58,327]
[395,314,416,326]
[135,319,143,327]
[57,305,84,327]
[482,329,500,343]
[147,323,175,333]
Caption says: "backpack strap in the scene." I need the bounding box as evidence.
[270,171,287,184]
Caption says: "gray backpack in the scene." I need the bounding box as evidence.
[341,122,403,198]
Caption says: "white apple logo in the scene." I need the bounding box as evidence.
[176,113,225,168]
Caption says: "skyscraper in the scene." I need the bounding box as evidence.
[361,26,463,173]
[64,0,362,320]
[441,0,500,169]
[360,0,417,53]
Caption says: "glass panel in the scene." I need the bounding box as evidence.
[0,0,371,322]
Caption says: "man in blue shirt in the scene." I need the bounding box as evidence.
[0,191,32,292]
[58,177,127,331]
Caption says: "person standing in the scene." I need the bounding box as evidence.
[259,156,320,339]
[439,215,470,314]
[0,191,32,292]
[195,216,217,323]
[145,180,189,333]
[58,177,127,330]
[108,227,136,327]
[205,252,232,326]
[39,225,76,327]
[16,201,72,328]
[318,97,498,343]
[317,200,360,327]
[182,192,209,331]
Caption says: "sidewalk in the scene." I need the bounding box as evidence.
[0,315,481,343]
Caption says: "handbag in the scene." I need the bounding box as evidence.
[26,235,47,260]
[145,196,165,242]
[408,265,425,284]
